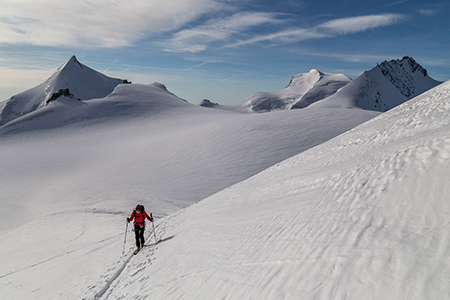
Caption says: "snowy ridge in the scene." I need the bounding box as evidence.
[0,56,126,125]
[235,69,351,112]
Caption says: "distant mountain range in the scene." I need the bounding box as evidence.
[220,56,441,113]
[0,56,443,126]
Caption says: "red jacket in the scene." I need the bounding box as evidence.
[129,210,152,226]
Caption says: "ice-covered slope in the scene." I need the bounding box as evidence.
[0,62,382,299]
[105,80,450,299]
[235,69,352,112]
[312,56,442,111]
[0,56,126,125]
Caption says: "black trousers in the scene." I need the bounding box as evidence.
[134,224,145,248]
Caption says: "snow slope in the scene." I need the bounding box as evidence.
[312,56,442,111]
[235,69,352,112]
[0,82,378,232]
[0,56,125,125]
[102,80,450,300]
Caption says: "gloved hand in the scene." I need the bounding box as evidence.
[127,217,130,223]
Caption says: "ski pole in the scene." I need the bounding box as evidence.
[150,213,157,244]
[122,221,129,255]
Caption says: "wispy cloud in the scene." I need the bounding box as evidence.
[161,12,285,53]
[0,0,225,48]
[189,59,224,70]
[226,28,328,48]
[167,13,407,52]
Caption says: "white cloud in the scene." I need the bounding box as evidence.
[318,14,407,35]
[418,9,438,16]
[0,1,409,55]
[0,0,225,48]
[225,14,406,49]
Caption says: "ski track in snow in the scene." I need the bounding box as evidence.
[92,220,168,300]
[0,209,125,280]
[0,234,119,280]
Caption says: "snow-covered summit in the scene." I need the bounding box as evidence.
[286,68,323,88]
[235,69,352,112]
[312,56,442,111]
[0,56,126,125]
[0,82,192,133]
[41,55,127,102]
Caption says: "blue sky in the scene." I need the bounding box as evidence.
[0,0,449,104]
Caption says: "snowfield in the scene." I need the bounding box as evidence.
[0,82,379,232]
[0,85,378,300]
[0,56,448,300]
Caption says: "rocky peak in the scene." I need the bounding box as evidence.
[378,56,427,77]
[376,56,429,98]
[199,99,219,108]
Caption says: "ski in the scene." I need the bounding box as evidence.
[133,244,148,255]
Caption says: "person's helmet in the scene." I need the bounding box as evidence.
[135,204,144,211]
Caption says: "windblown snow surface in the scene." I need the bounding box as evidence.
[0,78,448,299]
[101,80,450,300]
